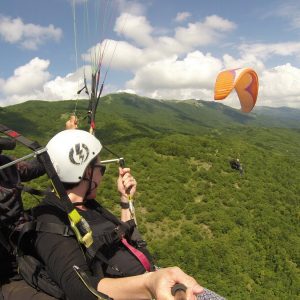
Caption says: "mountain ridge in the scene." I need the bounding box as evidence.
[1,93,299,132]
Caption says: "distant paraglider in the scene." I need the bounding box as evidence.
[229,158,244,176]
[214,68,259,113]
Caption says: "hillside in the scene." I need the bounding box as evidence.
[254,106,300,128]
[0,94,299,300]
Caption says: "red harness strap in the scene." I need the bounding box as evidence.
[121,238,151,272]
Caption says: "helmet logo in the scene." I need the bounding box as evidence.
[69,143,89,165]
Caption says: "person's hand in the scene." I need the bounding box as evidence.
[65,115,78,129]
[117,167,137,201]
[146,267,203,300]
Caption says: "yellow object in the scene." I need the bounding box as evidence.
[68,209,93,248]
[214,68,259,113]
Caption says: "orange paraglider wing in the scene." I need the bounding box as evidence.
[214,68,259,113]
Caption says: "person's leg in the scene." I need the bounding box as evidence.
[2,280,57,300]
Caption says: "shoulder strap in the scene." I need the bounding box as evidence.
[35,221,75,237]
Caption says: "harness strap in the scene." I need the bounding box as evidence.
[93,204,152,272]
[0,169,9,183]
[73,265,113,300]
[35,221,75,237]
[18,208,151,276]
[22,186,50,197]
[0,229,11,253]
[0,124,40,151]
[121,238,151,272]
[29,220,125,275]
[16,221,37,254]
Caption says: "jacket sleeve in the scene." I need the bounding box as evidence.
[17,158,46,182]
[34,205,104,300]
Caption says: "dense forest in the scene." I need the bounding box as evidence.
[0,93,299,299]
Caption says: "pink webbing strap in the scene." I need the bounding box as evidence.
[121,238,151,272]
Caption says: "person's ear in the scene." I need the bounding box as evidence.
[85,165,93,177]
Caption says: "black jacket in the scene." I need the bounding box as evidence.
[33,193,153,300]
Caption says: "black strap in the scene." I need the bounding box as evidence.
[0,169,9,183]
[94,203,126,227]
[0,124,40,151]
[22,186,51,197]
[17,221,37,254]
[27,221,120,272]
[0,228,11,253]
[0,123,74,214]
[73,265,113,300]
[35,221,75,237]
[27,219,124,275]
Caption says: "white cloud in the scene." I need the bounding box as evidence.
[175,12,191,23]
[127,51,222,92]
[204,15,236,31]
[0,58,85,106]
[175,15,236,48]
[259,63,300,107]
[110,14,236,74]
[116,0,147,16]
[82,37,183,73]
[69,0,87,4]
[115,13,153,47]
[82,40,145,70]
[0,16,62,50]
[238,42,300,60]
[223,54,265,73]
[2,58,51,95]
[43,74,85,100]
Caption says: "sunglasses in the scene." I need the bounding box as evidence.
[93,163,106,176]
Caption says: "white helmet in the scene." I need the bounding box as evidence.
[46,129,102,183]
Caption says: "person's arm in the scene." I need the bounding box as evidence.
[65,115,78,129]
[34,205,100,300]
[98,267,204,300]
[117,167,137,222]
[17,158,46,182]
[35,230,100,300]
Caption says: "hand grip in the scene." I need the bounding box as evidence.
[171,283,187,300]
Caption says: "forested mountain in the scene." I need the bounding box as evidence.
[253,106,300,129]
[0,93,299,300]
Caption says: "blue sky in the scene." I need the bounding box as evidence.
[1,0,300,109]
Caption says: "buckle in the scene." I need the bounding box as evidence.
[136,239,147,248]
[63,226,70,236]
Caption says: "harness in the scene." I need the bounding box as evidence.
[13,195,153,299]
[23,196,153,276]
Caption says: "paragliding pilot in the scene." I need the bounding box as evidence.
[229,158,244,176]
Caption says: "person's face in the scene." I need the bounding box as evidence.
[86,159,106,199]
